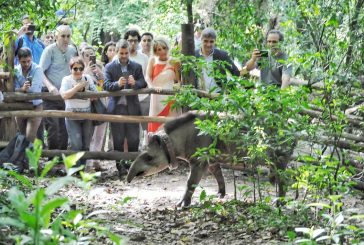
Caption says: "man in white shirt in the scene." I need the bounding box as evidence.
[124,29,149,132]
[141,32,153,57]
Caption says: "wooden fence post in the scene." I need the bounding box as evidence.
[0,31,17,141]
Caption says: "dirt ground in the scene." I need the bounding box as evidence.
[60,161,282,244]
[60,160,364,245]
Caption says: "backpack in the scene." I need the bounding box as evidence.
[0,133,31,173]
[14,36,46,56]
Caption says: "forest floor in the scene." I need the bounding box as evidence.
[60,160,364,245]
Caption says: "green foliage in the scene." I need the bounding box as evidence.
[294,195,364,244]
[0,1,58,36]
[213,0,268,62]
[0,139,122,244]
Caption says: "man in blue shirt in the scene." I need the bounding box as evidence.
[15,15,45,65]
[14,48,43,142]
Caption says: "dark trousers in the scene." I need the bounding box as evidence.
[110,104,139,152]
[43,100,68,150]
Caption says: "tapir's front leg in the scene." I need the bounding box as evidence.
[177,160,208,207]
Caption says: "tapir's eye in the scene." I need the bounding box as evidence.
[144,154,153,162]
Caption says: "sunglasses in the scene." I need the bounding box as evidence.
[72,67,84,72]
[61,34,71,38]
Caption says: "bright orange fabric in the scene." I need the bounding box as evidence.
[148,62,176,133]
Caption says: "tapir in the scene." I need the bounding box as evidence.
[126,112,293,207]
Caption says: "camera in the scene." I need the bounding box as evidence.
[26,76,32,86]
[90,55,96,65]
[27,24,36,32]
[259,50,269,58]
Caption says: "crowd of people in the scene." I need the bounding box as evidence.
[3,14,292,172]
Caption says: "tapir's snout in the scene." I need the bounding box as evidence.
[126,169,145,183]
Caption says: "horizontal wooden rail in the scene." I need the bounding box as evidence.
[42,150,139,160]
[0,102,34,111]
[3,88,218,102]
[0,110,170,123]
[301,108,363,127]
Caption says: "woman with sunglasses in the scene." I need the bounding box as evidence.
[60,56,98,168]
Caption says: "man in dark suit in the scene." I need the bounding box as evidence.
[103,39,147,152]
[194,27,239,92]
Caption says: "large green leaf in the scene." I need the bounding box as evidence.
[41,197,68,228]
[40,159,58,178]
[7,171,32,188]
[63,152,85,170]
[0,217,26,229]
[45,176,75,196]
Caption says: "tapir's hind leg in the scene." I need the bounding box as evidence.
[177,160,208,207]
[208,163,226,198]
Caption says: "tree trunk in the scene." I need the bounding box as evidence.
[0,32,17,140]
[345,0,364,66]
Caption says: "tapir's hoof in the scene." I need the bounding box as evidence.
[176,198,191,207]
[218,191,226,199]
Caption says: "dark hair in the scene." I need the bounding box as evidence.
[141,32,154,40]
[17,47,32,59]
[123,29,141,42]
[266,29,284,42]
[266,17,284,42]
[101,41,116,65]
[69,56,85,69]
[201,27,217,40]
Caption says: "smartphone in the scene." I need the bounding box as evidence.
[121,71,129,88]
[121,71,129,80]
[90,55,96,65]
[26,76,32,86]
[260,50,269,58]
[27,24,36,32]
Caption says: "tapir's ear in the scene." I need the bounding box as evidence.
[151,134,162,146]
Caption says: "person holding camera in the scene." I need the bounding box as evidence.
[81,46,105,87]
[81,45,108,171]
[245,30,292,89]
[60,56,97,167]
[103,39,147,153]
[15,15,45,65]
[14,48,43,142]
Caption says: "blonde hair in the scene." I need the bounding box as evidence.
[153,37,170,54]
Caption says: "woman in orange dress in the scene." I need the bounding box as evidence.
[146,38,181,133]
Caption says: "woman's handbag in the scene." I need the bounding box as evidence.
[91,98,106,126]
